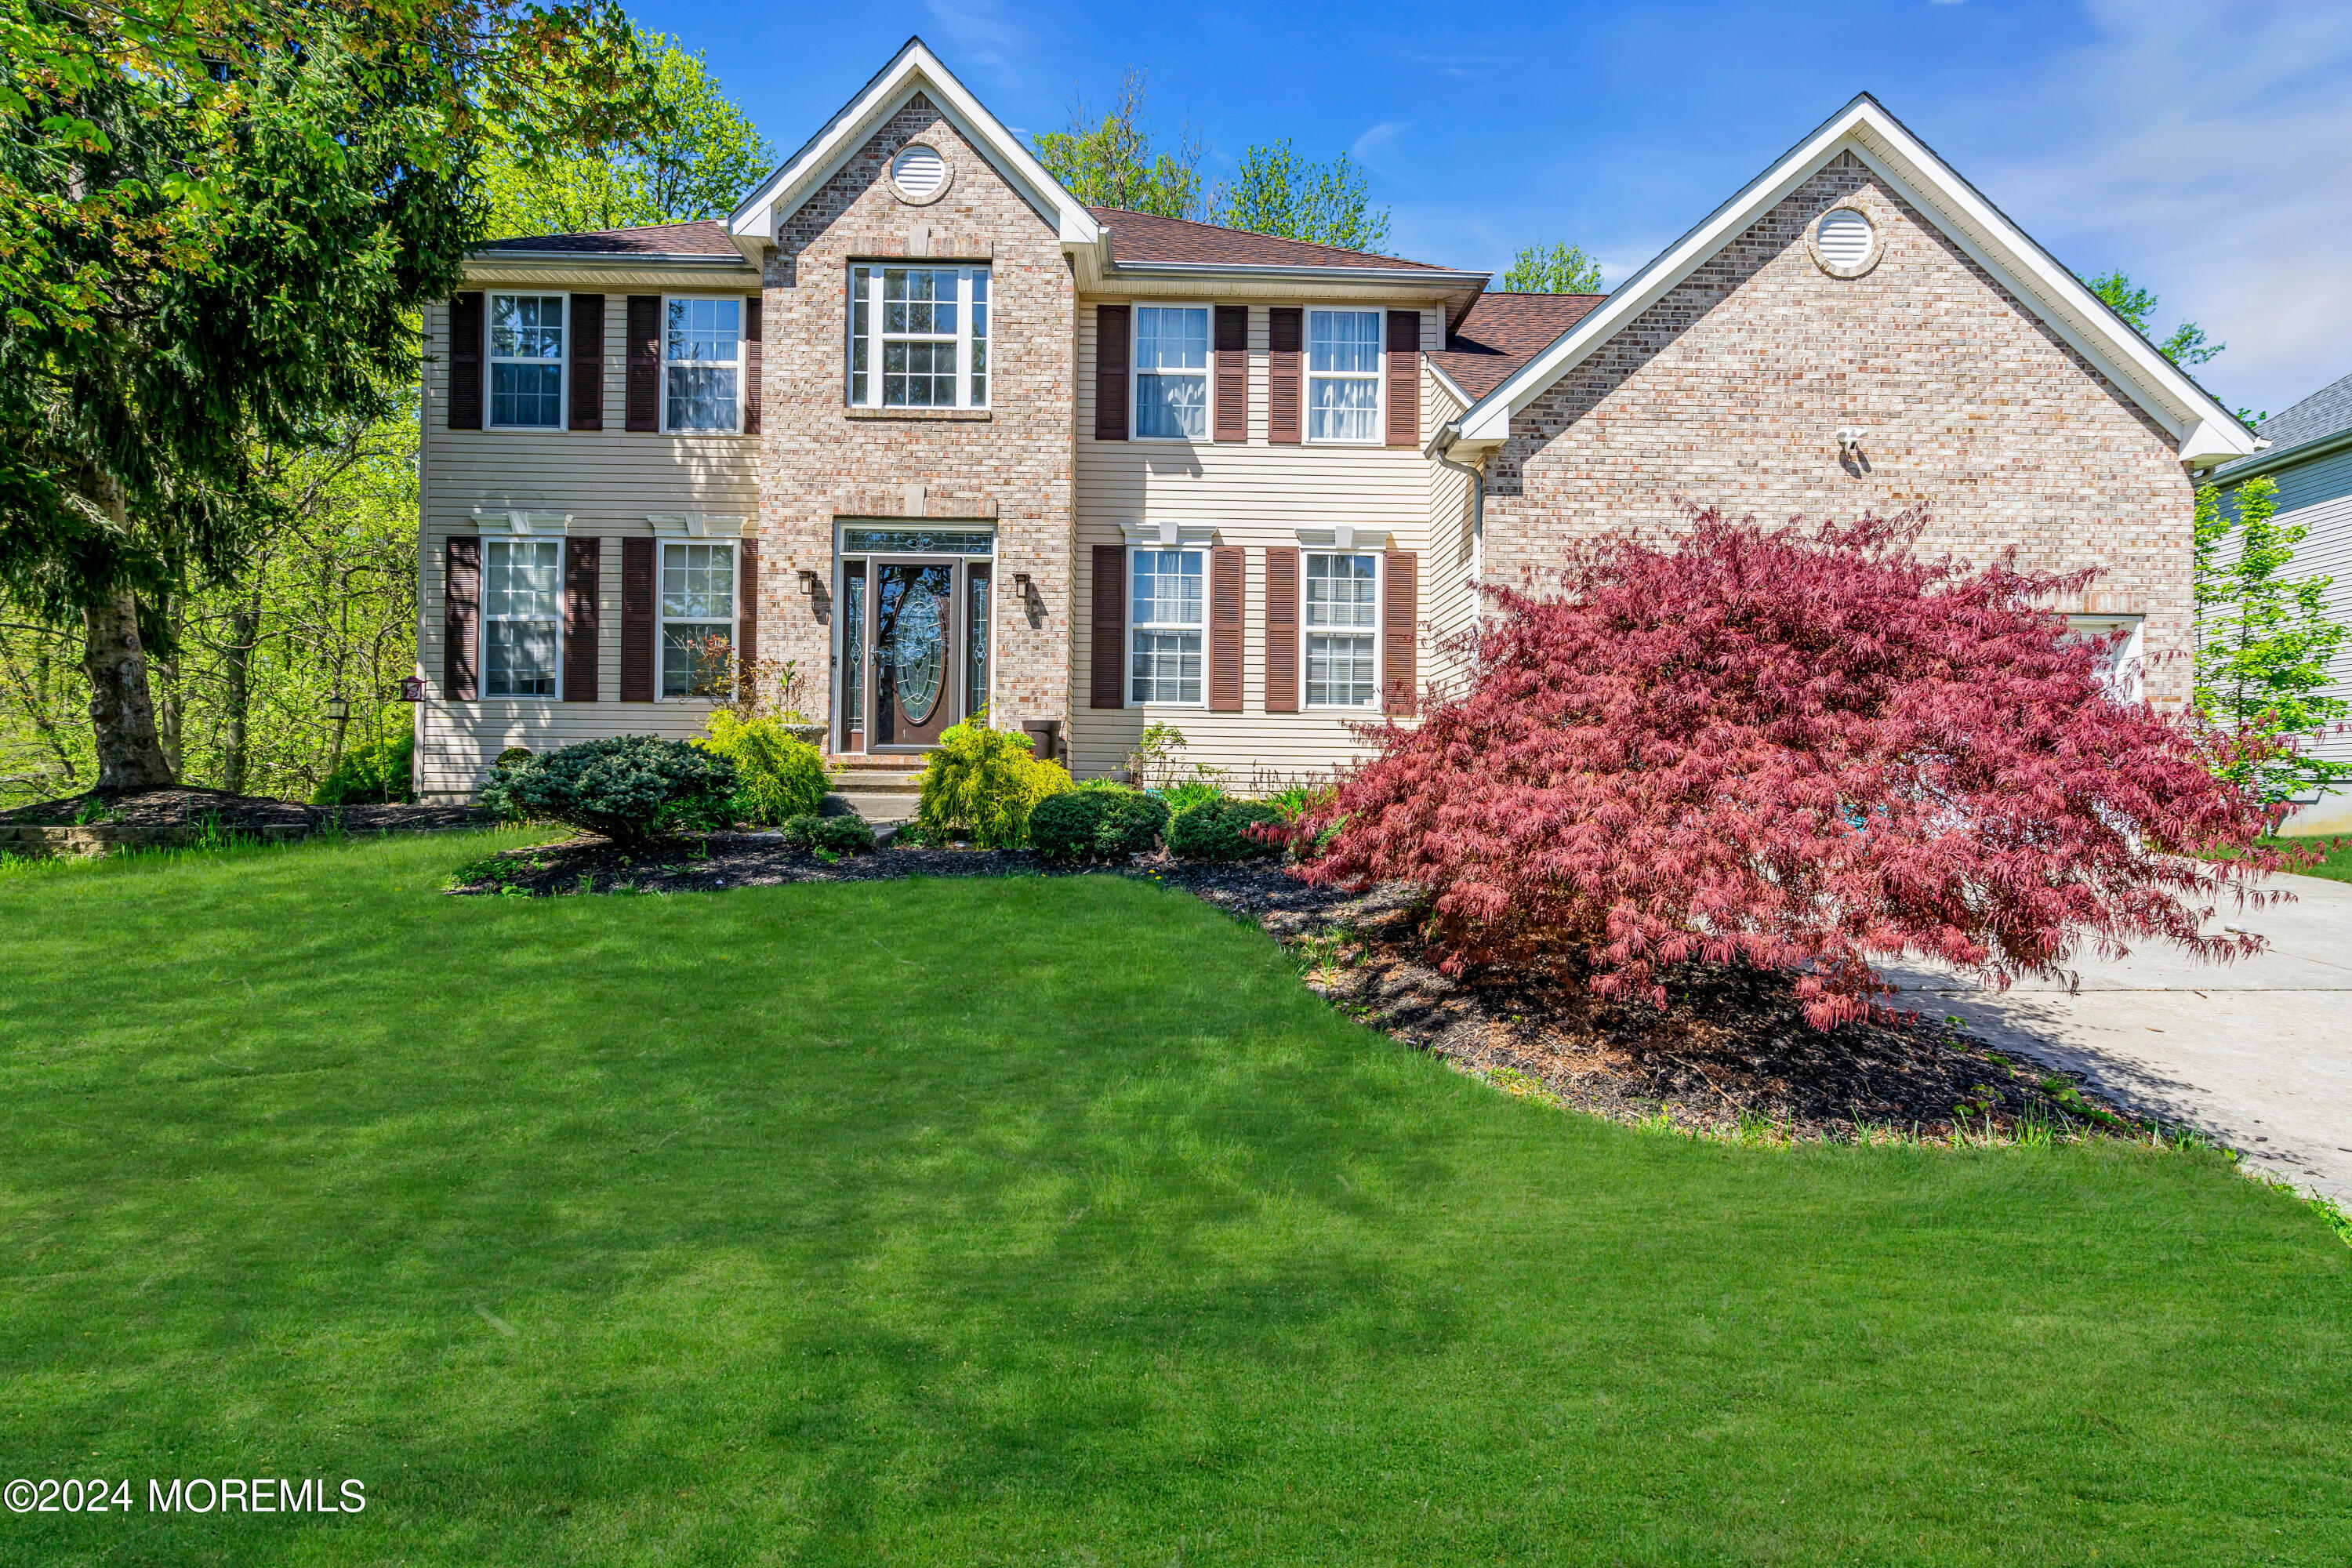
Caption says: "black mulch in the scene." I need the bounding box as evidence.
[448,833,2138,1143]
[0,786,496,834]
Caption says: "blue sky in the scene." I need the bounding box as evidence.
[626,0,2352,420]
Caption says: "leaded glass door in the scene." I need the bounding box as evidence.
[837,529,996,753]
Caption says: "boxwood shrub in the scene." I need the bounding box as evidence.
[483,736,736,844]
[779,813,876,854]
[1167,798,1283,862]
[1028,786,1171,862]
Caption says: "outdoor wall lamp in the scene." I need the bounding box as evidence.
[1835,426,1867,460]
[1014,572,1033,588]
[797,568,819,595]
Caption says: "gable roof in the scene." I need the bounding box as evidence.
[1089,208,1449,272]
[1447,94,2259,469]
[479,221,738,257]
[1432,292,1607,401]
[2255,371,2352,455]
[726,38,1099,257]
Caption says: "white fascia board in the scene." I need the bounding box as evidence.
[725,38,1099,257]
[1425,358,1472,409]
[1457,96,2255,463]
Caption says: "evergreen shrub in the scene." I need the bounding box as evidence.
[1167,798,1283,862]
[916,722,1073,848]
[481,736,735,844]
[1028,786,1171,862]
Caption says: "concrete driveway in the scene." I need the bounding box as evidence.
[1882,871,2352,1205]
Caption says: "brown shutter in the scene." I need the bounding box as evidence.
[562,537,601,701]
[621,537,656,701]
[446,293,484,431]
[1209,546,1243,711]
[1382,550,1418,716]
[742,295,762,436]
[1385,310,1420,448]
[1214,305,1247,443]
[1264,546,1299,713]
[568,293,604,430]
[625,295,660,432]
[1094,304,1130,441]
[443,535,479,699]
[1268,307,1301,445]
[1090,543,1126,708]
[736,537,759,673]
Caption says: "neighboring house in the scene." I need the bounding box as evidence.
[2206,372,2352,833]
[410,38,2257,801]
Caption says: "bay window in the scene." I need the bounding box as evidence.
[482,538,563,697]
[1130,547,1203,705]
[1307,309,1382,442]
[666,297,742,432]
[1134,305,1209,439]
[660,541,735,697]
[488,294,564,429]
[1304,552,1379,707]
[848,265,990,408]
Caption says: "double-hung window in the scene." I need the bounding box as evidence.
[1129,548,1203,705]
[666,298,742,432]
[660,541,735,697]
[1134,305,1209,439]
[482,539,563,697]
[1304,552,1379,707]
[847,265,990,408]
[488,294,564,429]
[1307,310,1383,442]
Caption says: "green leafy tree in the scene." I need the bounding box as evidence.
[0,0,655,789]
[1033,70,1202,220]
[2194,475,2352,804]
[481,29,773,237]
[2082,269,2221,368]
[1214,140,1390,254]
[1502,243,1603,294]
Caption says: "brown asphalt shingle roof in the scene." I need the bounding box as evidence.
[1431,292,1608,401]
[481,220,742,256]
[1088,208,1452,271]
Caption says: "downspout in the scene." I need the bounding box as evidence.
[1429,421,1485,619]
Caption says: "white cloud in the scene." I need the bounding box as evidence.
[920,0,1028,85]
[1350,121,1410,169]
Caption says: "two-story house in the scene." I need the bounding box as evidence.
[411,38,2257,801]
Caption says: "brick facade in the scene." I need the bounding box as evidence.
[1484,152,2196,708]
[756,93,1076,738]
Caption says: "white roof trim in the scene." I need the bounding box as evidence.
[726,38,1100,256]
[1454,94,2256,466]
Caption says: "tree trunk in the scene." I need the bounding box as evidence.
[82,590,176,790]
[222,597,259,797]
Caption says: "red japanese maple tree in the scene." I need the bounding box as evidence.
[1298,509,2288,1029]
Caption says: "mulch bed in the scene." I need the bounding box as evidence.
[0,786,496,834]
[449,831,2136,1144]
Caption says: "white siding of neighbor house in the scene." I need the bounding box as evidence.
[413,292,761,802]
[2232,443,2352,835]
[1068,303,1446,787]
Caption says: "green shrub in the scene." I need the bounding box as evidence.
[1266,781,1338,823]
[312,730,415,806]
[1167,798,1283,862]
[1155,778,1225,816]
[484,736,736,844]
[916,722,1073,848]
[1028,786,1171,862]
[779,813,876,854]
[699,710,831,825]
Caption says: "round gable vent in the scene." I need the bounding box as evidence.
[1813,208,1877,274]
[890,145,949,203]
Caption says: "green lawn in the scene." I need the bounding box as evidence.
[2,833,2347,1566]
[2276,833,2352,884]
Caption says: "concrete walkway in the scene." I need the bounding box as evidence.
[1883,872,2352,1204]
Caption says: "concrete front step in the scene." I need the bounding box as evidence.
[827,791,918,822]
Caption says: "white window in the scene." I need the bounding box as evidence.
[660,541,735,698]
[665,297,742,432]
[1307,309,1383,442]
[482,538,563,698]
[2067,615,2146,705]
[1134,305,1209,440]
[1304,552,1379,707]
[848,265,990,408]
[488,293,564,429]
[1129,547,1203,705]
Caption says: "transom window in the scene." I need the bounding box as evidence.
[660,541,735,697]
[1304,552,1378,707]
[1134,305,1209,440]
[666,297,742,432]
[1129,548,1203,706]
[1307,310,1383,442]
[488,294,564,429]
[482,538,562,697]
[848,265,990,408]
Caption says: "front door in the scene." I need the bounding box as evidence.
[872,560,957,749]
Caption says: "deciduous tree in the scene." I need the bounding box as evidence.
[1502,243,1602,294]
[1033,71,1202,220]
[1214,140,1388,253]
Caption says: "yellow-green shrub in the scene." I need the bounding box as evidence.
[916,722,1073,848]
[698,711,832,825]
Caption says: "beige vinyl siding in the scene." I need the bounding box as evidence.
[1421,376,1476,702]
[414,293,760,802]
[2236,443,2352,833]
[1069,301,1443,785]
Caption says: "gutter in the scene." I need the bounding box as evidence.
[467,249,759,270]
[1101,260,1490,289]
[2207,426,2349,486]
[1427,420,1486,610]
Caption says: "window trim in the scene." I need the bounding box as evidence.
[1129,300,1214,444]
[478,535,566,702]
[485,291,568,432]
[844,263,993,411]
[655,537,742,701]
[660,294,747,436]
[1304,307,1386,446]
[1126,543,1207,709]
[1299,550,1383,711]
